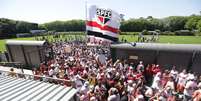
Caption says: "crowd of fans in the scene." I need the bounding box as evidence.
[3,41,201,101]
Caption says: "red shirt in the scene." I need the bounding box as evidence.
[136,73,143,79]
[152,67,160,75]
[40,64,46,73]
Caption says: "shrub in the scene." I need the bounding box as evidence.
[174,30,194,36]
[194,32,201,36]
[160,31,175,35]
[120,32,139,35]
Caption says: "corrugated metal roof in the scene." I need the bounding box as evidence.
[111,43,201,52]
[6,40,47,46]
[0,75,77,101]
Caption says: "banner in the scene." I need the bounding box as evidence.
[86,5,121,44]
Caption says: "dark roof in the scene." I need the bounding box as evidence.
[111,43,201,52]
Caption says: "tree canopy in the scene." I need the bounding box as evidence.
[0,18,38,38]
[1,15,201,38]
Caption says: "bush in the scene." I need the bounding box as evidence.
[160,31,175,35]
[174,30,194,36]
[0,33,16,39]
[120,32,139,35]
[194,32,201,36]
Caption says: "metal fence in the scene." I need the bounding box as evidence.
[0,70,74,87]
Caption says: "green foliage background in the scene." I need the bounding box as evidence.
[1,15,201,38]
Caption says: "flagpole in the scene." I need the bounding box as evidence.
[85,0,88,42]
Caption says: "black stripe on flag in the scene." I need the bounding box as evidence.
[87,30,118,42]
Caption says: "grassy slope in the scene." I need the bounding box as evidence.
[0,37,35,52]
[119,35,201,44]
[0,35,201,52]
[0,40,5,52]
[158,36,201,44]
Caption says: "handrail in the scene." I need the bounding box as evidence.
[0,70,74,87]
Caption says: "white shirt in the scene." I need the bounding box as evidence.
[127,85,134,94]
[152,76,161,90]
[187,73,195,81]
[118,63,124,70]
[96,54,106,65]
[134,95,144,101]
[75,79,83,90]
[107,94,120,101]
[80,94,89,101]
[145,87,153,97]
[178,72,187,86]
[137,64,144,72]
[80,86,89,95]
[184,80,197,96]
[170,70,178,79]
[54,67,59,74]
[165,81,175,90]
[48,69,54,76]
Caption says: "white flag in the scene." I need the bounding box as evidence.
[86,5,121,42]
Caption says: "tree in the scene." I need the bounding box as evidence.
[0,18,39,38]
[147,18,164,31]
[163,16,188,31]
[43,20,85,32]
[185,15,201,30]
[0,18,17,38]
[197,20,201,32]
[38,24,47,30]
[16,21,38,33]
[146,16,153,21]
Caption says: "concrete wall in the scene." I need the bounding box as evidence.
[23,46,41,67]
[191,52,201,74]
[6,45,44,69]
[8,45,26,64]
[156,51,192,71]
[111,47,201,74]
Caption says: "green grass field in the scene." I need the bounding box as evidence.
[120,35,201,44]
[0,35,201,52]
[0,37,36,52]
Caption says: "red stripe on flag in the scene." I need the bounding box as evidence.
[98,16,104,23]
[87,21,118,33]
